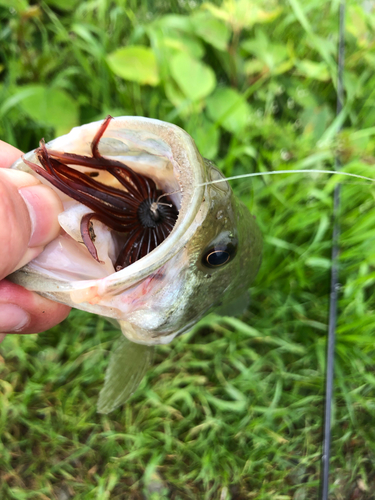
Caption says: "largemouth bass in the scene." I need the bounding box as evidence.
[9,116,262,411]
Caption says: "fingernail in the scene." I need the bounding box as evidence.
[0,304,31,333]
[19,185,63,248]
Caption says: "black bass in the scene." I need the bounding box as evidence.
[9,116,262,411]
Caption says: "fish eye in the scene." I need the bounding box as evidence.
[202,243,237,269]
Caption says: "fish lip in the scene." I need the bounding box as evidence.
[11,116,207,294]
[119,316,200,345]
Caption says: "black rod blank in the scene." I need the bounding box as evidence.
[320,2,345,499]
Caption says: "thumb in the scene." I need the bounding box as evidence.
[0,168,63,279]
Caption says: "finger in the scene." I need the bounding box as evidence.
[0,168,40,188]
[0,140,23,168]
[0,170,63,279]
[0,280,70,335]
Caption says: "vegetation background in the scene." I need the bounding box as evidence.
[1,0,375,498]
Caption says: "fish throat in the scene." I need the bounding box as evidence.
[138,199,171,227]
[24,116,179,272]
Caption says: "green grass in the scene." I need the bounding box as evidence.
[1,0,375,498]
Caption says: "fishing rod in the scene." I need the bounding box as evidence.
[320,1,345,498]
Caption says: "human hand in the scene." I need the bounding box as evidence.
[0,140,71,343]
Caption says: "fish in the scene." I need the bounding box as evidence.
[8,116,262,412]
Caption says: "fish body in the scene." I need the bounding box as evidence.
[9,117,262,346]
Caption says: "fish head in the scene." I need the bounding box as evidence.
[10,117,262,345]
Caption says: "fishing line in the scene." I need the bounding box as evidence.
[197,169,375,187]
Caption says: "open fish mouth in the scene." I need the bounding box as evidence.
[22,116,180,273]
[11,116,206,287]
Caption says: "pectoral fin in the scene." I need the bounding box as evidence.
[97,334,154,414]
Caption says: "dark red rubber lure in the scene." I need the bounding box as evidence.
[24,116,179,271]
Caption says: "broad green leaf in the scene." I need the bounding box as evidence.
[305,257,331,269]
[17,85,78,136]
[0,86,44,118]
[97,335,154,414]
[191,12,230,51]
[244,59,265,75]
[164,79,204,117]
[300,105,332,141]
[148,25,204,84]
[164,79,187,108]
[156,13,193,32]
[162,32,205,59]
[0,0,28,12]
[242,30,290,74]
[107,46,160,86]
[170,52,216,101]
[204,0,281,31]
[347,5,369,45]
[206,87,251,134]
[186,115,219,159]
[296,60,330,82]
[273,60,294,75]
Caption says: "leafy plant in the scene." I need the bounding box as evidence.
[1,0,375,498]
